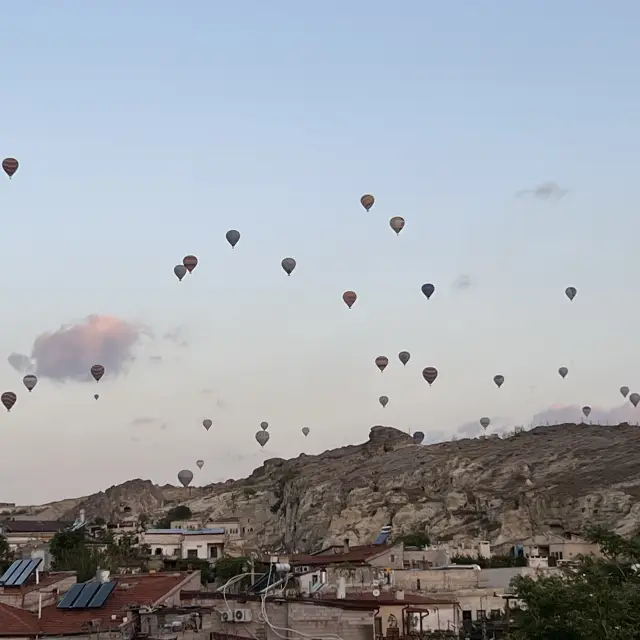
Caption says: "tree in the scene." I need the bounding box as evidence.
[0,534,13,572]
[395,531,431,548]
[154,505,192,529]
[510,527,640,639]
[213,556,250,581]
[451,553,526,568]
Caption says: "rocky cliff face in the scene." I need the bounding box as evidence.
[22,424,640,550]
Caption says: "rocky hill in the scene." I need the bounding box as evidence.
[18,424,640,551]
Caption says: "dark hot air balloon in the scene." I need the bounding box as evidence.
[558,367,568,379]
[91,365,105,382]
[493,375,504,388]
[375,356,389,372]
[422,367,438,385]
[177,470,193,487]
[183,255,198,273]
[398,351,410,366]
[196,460,204,469]
[421,283,435,299]
[174,264,187,281]
[94,394,99,400]
[226,230,240,248]
[360,194,374,211]
[480,417,490,430]
[582,406,591,418]
[281,258,296,275]
[379,395,389,408]
[203,419,212,431]
[2,158,18,178]
[342,291,357,308]
[23,375,37,392]
[1,392,17,412]
[630,393,640,408]
[256,431,270,447]
[565,286,577,301]
[301,426,310,436]
[620,386,629,398]
[260,421,269,431]
[389,217,405,235]
[412,431,424,444]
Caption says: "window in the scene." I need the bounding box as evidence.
[374,617,383,636]
[187,549,198,559]
[389,554,395,562]
[154,548,162,556]
[209,546,218,558]
[416,579,421,590]
[312,574,319,585]
[476,610,486,620]
[462,611,472,621]
[490,609,501,619]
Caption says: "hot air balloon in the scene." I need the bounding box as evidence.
[174,264,187,281]
[412,431,425,444]
[389,217,405,235]
[260,421,269,431]
[196,460,204,469]
[281,258,296,275]
[582,406,591,418]
[343,291,357,309]
[177,470,193,487]
[91,365,105,382]
[620,386,630,398]
[1,392,16,412]
[203,419,212,431]
[375,356,389,372]
[421,283,435,299]
[422,367,438,385]
[2,158,18,178]
[226,230,241,248]
[183,255,198,273]
[565,286,577,301]
[630,393,640,408]
[493,375,504,388]
[558,367,568,379]
[94,394,99,400]
[480,417,490,430]
[379,395,389,408]
[360,194,375,211]
[302,426,310,437]
[22,375,37,392]
[256,430,270,448]
[398,351,410,366]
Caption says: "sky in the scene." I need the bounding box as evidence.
[1,1,640,504]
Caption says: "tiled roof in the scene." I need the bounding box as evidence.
[1,520,69,533]
[0,602,38,635]
[292,544,395,566]
[29,572,195,636]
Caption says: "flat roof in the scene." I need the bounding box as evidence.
[145,528,225,535]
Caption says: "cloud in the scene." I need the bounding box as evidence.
[7,353,33,374]
[457,421,482,437]
[452,275,473,291]
[149,355,163,364]
[8,315,146,381]
[131,417,156,426]
[516,182,568,201]
[163,326,188,347]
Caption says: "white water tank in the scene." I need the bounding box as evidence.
[96,569,111,583]
[337,577,346,599]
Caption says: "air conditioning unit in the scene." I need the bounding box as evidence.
[219,610,232,622]
[234,609,252,623]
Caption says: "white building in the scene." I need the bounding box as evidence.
[142,528,225,562]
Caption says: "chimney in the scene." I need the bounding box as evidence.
[395,589,405,601]
[343,538,350,554]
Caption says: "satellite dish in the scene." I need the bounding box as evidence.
[372,588,380,597]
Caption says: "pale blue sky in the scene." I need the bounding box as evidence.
[1,1,639,504]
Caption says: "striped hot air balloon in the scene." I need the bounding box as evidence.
[2,158,18,178]
[375,356,389,372]
[1,392,17,412]
[183,255,198,273]
[422,367,438,385]
[91,365,105,382]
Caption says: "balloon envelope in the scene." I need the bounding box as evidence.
[565,286,577,301]
[375,356,389,372]
[379,395,389,408]
[398,351,410,365]
[1,392,16,412]
[301,426,310,436]
[582,406,591,418]
[94,394,99,400]
[91,365,104,382]
[412,431,424,444]
[281,258,296,275]
[421,283,435,299]
[183,255,198,273]
[480,417,490,429]
[630,393,640,408]
[226,229,241,248]
[558,367,568,379]
[422,367,438,385]
[196,460,204,469]
[2,158,18,178]
[203,419,212,431]
[342,291,357,308]
[360,194,375,211]
[174,264,187,281]
[177,470,193,487]
[256,430,270,447]
[23,375,37,392]
[389,216,405,234]
[260,421,269,431]
[493,375,504,388]
[620,386,630,398]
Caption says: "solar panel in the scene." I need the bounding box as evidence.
[57,583,85,609]
[70,582,101,608]
[7,558,41,587]
[87,580,116,608]
[374,526,392,545]
[0,560,23,585]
